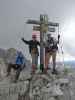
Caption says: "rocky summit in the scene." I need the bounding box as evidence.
[0,48,75,100]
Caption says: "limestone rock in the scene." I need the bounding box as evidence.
[51,84,63,96]
[0,80,29,100]
[19,70,32,81]
[0,58,7,80]
[58,78,69,85]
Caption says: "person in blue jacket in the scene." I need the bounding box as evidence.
[15,51,25,80]
[7,51,25,81]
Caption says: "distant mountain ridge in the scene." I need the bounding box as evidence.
[56,60,75,68]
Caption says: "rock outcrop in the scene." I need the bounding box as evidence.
[0,48,74,100]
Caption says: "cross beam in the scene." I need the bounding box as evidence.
[27,19,59,27]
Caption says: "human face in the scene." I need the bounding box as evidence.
[32,37,36,41]
[47,34,51,40]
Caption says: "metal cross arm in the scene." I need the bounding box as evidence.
[48,22,59,27]
[26,19,59,27]
[26,19,40,25]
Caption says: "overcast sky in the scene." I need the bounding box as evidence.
[0,0,75,61]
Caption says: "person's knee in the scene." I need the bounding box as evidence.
[45,53,50,60]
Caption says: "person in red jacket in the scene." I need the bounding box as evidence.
[21,35,40,73]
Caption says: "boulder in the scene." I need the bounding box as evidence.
[0,58,7,80]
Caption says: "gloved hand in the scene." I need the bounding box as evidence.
[21,37,24,41]
[58,34,60,40]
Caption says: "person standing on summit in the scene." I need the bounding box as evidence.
[21,35,40,73]
[45,33,60,74]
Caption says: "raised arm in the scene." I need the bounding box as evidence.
[57,34,60,44]
[21,38,30,45]
[53,34,60,45]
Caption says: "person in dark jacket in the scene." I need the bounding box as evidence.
[21,35,40,72]
[45,34,60,74]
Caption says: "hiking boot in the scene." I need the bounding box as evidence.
[6,73,10,77]
[52,70,58,75]
[46,67,51,70]
[43,69,48,74]
[31,70,35,75]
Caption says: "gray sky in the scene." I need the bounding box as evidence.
[0,0,75,60]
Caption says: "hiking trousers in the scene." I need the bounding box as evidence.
[31,53,38,71]
[45,51,57,71]
[7,64,22,80]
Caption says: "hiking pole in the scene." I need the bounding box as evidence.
[58,25,65,68]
